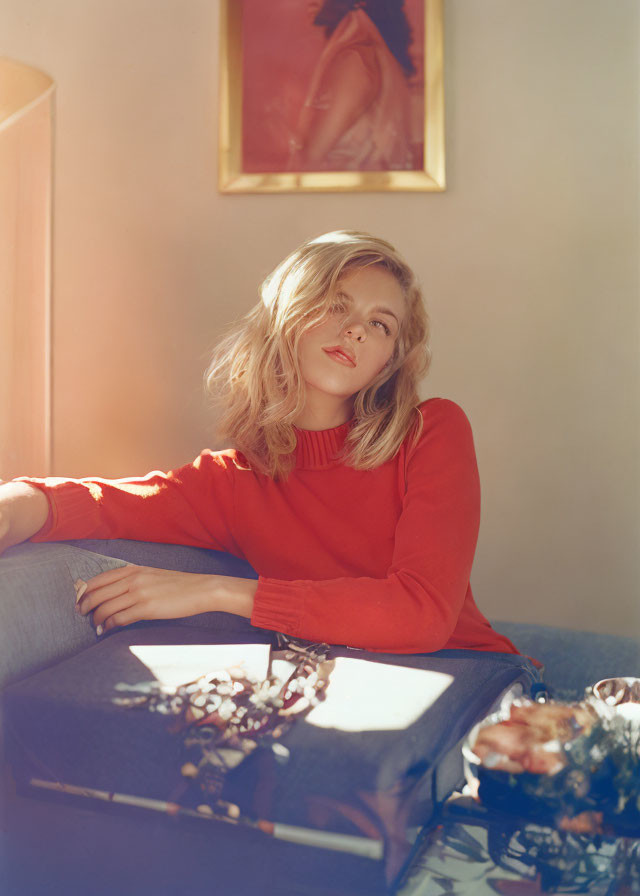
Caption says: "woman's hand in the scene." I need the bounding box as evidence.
[75,564,257,635]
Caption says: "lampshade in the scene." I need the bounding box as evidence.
[0,58,54,478]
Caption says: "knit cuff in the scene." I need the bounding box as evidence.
[16,479,99,541]
[251,577,304,637]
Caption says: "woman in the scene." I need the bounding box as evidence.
[289,0,416,171]
[0,231,518,656]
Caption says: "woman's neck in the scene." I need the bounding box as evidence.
[293,394,353,431]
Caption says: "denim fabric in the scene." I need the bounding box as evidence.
[0,543,127,691]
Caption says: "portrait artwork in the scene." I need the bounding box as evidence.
[219,0,445,192]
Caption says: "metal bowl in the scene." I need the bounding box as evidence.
[589,677,640,726]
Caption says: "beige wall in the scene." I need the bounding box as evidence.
[2,0,638,637]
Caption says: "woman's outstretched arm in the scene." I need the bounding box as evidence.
[9,455,254,635]
[0,482,49,554]
[14,450,242,555]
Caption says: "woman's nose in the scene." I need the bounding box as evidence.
[343,320,367,343]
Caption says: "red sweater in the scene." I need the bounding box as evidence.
[25,398,519,656]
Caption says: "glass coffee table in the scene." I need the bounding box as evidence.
[395,792,640,896]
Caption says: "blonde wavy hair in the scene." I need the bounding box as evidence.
[205,230,431,478]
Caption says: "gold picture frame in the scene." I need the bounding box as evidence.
[219,0,445,193]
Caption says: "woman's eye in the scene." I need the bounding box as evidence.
[370,320,391,335]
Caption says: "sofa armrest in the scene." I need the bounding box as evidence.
[493,620,640,699]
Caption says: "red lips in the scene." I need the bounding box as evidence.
[323,346,356,367]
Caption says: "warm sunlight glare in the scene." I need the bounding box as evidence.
[113,482,164,497]
[128,644,271,689]
[306,658,453,732]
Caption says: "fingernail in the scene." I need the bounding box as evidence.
[96,624,103,636]
[74,580,88,603]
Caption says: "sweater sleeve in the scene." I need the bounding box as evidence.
[18,450,242,556]
[251,400,481,653]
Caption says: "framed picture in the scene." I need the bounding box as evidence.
[219,0,445,193]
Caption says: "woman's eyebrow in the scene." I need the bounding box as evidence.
[337,291,399,324]
[371,306,400,325]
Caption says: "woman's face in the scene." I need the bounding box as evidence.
[296,265,406,428]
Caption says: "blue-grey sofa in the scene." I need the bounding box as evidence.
[1,539,638,896]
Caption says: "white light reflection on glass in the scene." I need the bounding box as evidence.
[128,644,271,690]
[306,658,453,732]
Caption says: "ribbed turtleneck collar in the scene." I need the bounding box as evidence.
[293,420,351,470]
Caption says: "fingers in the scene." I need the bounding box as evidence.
[101,603,152,632]
[75,564,139,634]
[75,565,139,613]
[77,585,147,634]
[82,564,138,591]
[77,579,132,616]
[88,593,136,629]
[72,565,208,636]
